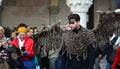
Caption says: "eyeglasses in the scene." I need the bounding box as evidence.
[69,19,76,24]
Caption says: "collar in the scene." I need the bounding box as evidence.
[72,25,81,33]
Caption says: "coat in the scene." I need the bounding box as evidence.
[12,37,35,61]
[112,47,120,69]
[0,36,9,69]
[12,37,35,69]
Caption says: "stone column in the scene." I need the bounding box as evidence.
[0,0,2,25]
[0,0,2,6]
[49,0,59,25]
[66,0,93,28]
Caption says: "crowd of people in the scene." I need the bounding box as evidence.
[0,14,120,69]
[0,23,40,69]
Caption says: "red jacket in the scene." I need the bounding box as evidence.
[112,47,120,69]
[12,37,35,61]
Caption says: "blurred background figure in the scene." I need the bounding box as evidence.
[27,27,34,38]
[0,26,9,69]
[33,27,39,38]
[12,26,35,69]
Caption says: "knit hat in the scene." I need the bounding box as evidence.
[17,27,28,34]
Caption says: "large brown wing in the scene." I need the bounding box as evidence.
[92,11,120,47]
[34,23,63,55]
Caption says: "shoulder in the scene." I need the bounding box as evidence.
[62,30,70,38]
[82,27,94,34]
[12,38,18,43]
[25,37,34,43]
[80,27,95,37]
[81,27,97,43]
[11,38,18,46]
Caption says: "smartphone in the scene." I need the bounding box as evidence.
[21,46,26,51]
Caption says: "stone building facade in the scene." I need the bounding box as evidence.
[0,0,119,30]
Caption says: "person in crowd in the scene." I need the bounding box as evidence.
[27,27,34,38]
[27,25,31,30]
[39,45,49,69]
[94,46,102,69]
[112,35,120,69]
[11,26,35,69]
[34,26,49,69]
[112,46,120,69]
[103,34,118,69]
[60,14,97,69]
[33,27,39,34]
[10,30,17,41]
[94,34,118,69]
[0,26,9,69]
[48,47,60,69]
[4,27,12,38]
[33,27,39,38]
[16,23,27,30]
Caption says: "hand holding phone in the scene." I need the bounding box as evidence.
[21,46,26,52]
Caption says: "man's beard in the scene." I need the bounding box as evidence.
[72,25,80,33]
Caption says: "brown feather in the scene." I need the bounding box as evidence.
[92,11,120,48]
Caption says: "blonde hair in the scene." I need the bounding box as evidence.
[0,26,5,33]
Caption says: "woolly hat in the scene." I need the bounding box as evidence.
[17,27,28,34]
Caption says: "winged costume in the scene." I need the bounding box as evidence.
[34,10,120,69]
[35,11,120,53]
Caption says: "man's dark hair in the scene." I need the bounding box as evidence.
[17,23,27,30]
[68,14,80,22]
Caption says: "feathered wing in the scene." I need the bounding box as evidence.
[34,23,63,55]
[92,11,120,48]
